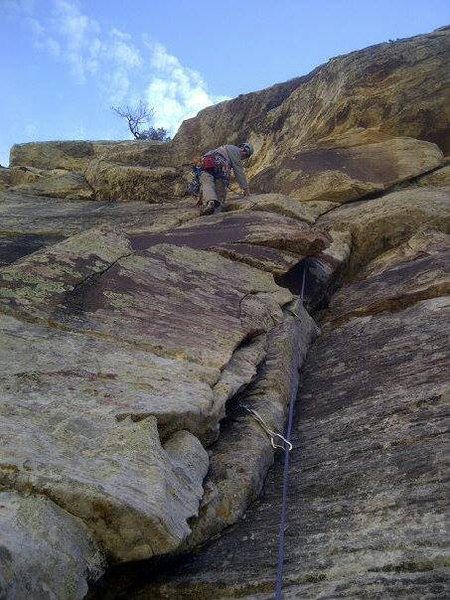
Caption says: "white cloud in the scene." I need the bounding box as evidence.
[145,43,229,134]
[12,0,143,99]
[8,1,229,136]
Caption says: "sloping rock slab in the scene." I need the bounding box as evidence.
[0,229,291,371]
[9,169,94,201]
[416,163,450,187]
[0,313,218,441]
[138,297,450,599]
[328,230,450,324]
[0,317,210,564]
[0,233,65,268]
[0,491,103,600]
[319,186,450,274]
[252,138,443,203]
[0,191,199,266]
[226,193,338,224]
[129,211,330,276]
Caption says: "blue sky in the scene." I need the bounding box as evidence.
[0,0,449,167]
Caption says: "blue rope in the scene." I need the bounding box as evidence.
[274,264,306,599]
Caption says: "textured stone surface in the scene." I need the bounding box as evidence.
[0,191,200,266]
[327,230,450,324]
[0,166,11,189]
[416,164,450,187]
[251,138,443,202]
[0,233,292,370]
[0,315,212,563]
[2,25,450,600]
[0,491,103,600]
[129,211,331,277]
[8,168,94,200]
[134,291,449,598]
[173,27,450,171]
[85,159,189,202]
[226,193,339,224]
[318,186,450,274]
[9,140,164,171]
[185,301,319,550]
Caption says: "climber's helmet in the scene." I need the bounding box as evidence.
[240,142,254,158]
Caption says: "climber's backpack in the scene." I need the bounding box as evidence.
[201,151,232,184]
[201,153,217,172]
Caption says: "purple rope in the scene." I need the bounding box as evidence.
[274,265,306,599]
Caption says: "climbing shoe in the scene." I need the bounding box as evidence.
[200,200,215,216]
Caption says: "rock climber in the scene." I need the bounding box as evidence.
[197,142,254,215]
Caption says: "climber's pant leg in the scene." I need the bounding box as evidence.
[200,171,218,204]
[215,178,227,207]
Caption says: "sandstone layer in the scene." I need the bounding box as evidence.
[1,26,449,600]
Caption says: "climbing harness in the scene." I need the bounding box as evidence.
[243,405,293,452]
[201,150,232,186]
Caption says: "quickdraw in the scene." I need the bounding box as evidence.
[242,405,293,452]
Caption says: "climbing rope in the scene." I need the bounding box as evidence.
[274,264,307,599]
[241,265,307,598]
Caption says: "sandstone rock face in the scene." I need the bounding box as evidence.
[173,27,450,164]
[0,166,12,189]
[136,247,449,599]
[9,140,164,171]
[417,163,450,187]
[85,159,189,202]
[226,193,339,224]
[1,190,328,596]
[8,29,448,205]
[0,190,199,266]
[0,491,103,599]
[8,167,94,200]
[251,138,443,202]
[319,186,450,274]
[2,26,449,600]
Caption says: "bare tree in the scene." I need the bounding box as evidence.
[111,100,170,142]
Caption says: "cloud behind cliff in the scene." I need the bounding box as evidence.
[145,42,229,134]
[5,0,227,129]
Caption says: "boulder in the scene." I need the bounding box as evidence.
[9,140,166,171]
[0,491,103,600]
[318,186,450,274]
[251,138,443,202]
[8,167,94,200]
[85,159,189,202]
[416,163,450,187]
